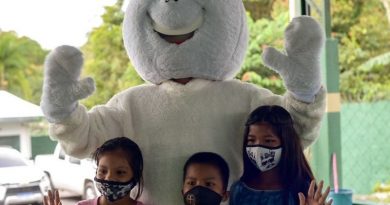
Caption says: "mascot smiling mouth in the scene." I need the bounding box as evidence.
[152,16,203,44]
[157,32,194,45]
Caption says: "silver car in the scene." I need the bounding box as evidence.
[0,147,52,205]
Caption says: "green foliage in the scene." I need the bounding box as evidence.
[242,0,274,20]
[2,0,388,107]
[81,0,143,108]
[354,181,390,203]
[79,0,389,103]
[0,31,47,103]
[332,0,390,102]
[331,0,364,35]
[238,0,288,95]
[374,182,390,193]
[242,72,285,94]
[357,52,390,72]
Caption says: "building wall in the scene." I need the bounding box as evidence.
[0,135,20,150]
[31,135,57,159]
[0,122,30,158]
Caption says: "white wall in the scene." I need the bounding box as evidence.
[0,122,32,159]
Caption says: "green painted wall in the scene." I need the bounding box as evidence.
[31,135,57,159]
[0,136,20,151]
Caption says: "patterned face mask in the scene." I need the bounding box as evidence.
[94,177,136,202]
[246,145,282,172]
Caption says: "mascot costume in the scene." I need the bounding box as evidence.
[41,0,326,204]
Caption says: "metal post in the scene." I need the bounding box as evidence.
[289,0,302,19]
[289,0,309,19]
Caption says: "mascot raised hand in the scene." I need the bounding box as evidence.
[41,0,326,204]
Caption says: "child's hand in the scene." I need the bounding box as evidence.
[298,180,333,205]
[43,189,62,205]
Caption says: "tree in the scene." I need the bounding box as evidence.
[0,31,46,103]
[331,0,390,101]
[243,0,275,20]
[81,0,143,108]
[381,0,390,27]
[238,0,289,95]
[80,0,389,103]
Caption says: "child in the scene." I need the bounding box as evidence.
[229,105,332,205]
[44,137,144,205]
[182,152,230,205]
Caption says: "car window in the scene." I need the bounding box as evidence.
[0,149,27,167]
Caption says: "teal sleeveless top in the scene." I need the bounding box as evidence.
[229,181,296,205]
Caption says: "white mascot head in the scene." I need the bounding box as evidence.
[123,0,248,84]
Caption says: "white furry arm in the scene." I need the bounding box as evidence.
[48,97,127,158]
[262,16,325,103]
[250,86,326,149]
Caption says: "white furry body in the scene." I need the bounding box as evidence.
[50,79,325,205]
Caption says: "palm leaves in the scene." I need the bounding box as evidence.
[0,31,47,103]
[357,52,390,72]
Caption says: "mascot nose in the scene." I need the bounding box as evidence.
[164,0,178,2]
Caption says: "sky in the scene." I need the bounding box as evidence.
[0,0,117,49]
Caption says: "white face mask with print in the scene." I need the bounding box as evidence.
[246,145,282,172]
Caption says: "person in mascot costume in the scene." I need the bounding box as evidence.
[41,0,326,204]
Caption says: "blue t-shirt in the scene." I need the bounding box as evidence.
[229,181,296,205]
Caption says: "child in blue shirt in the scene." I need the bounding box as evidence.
[230,105,332,205]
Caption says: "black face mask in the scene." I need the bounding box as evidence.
[183,186,223,205]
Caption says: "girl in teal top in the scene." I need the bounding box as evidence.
[230,105,332,205]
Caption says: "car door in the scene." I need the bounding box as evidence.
[49,146,69,190]
[62,155,85,195]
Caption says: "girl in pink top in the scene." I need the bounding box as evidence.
[44,137,144,205]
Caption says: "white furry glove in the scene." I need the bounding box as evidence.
[262,16,325,103]
[41,45,95,123]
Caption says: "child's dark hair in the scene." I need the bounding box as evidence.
[241,105,314,204]
[92,137,144,200]
[183,152,230,191]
